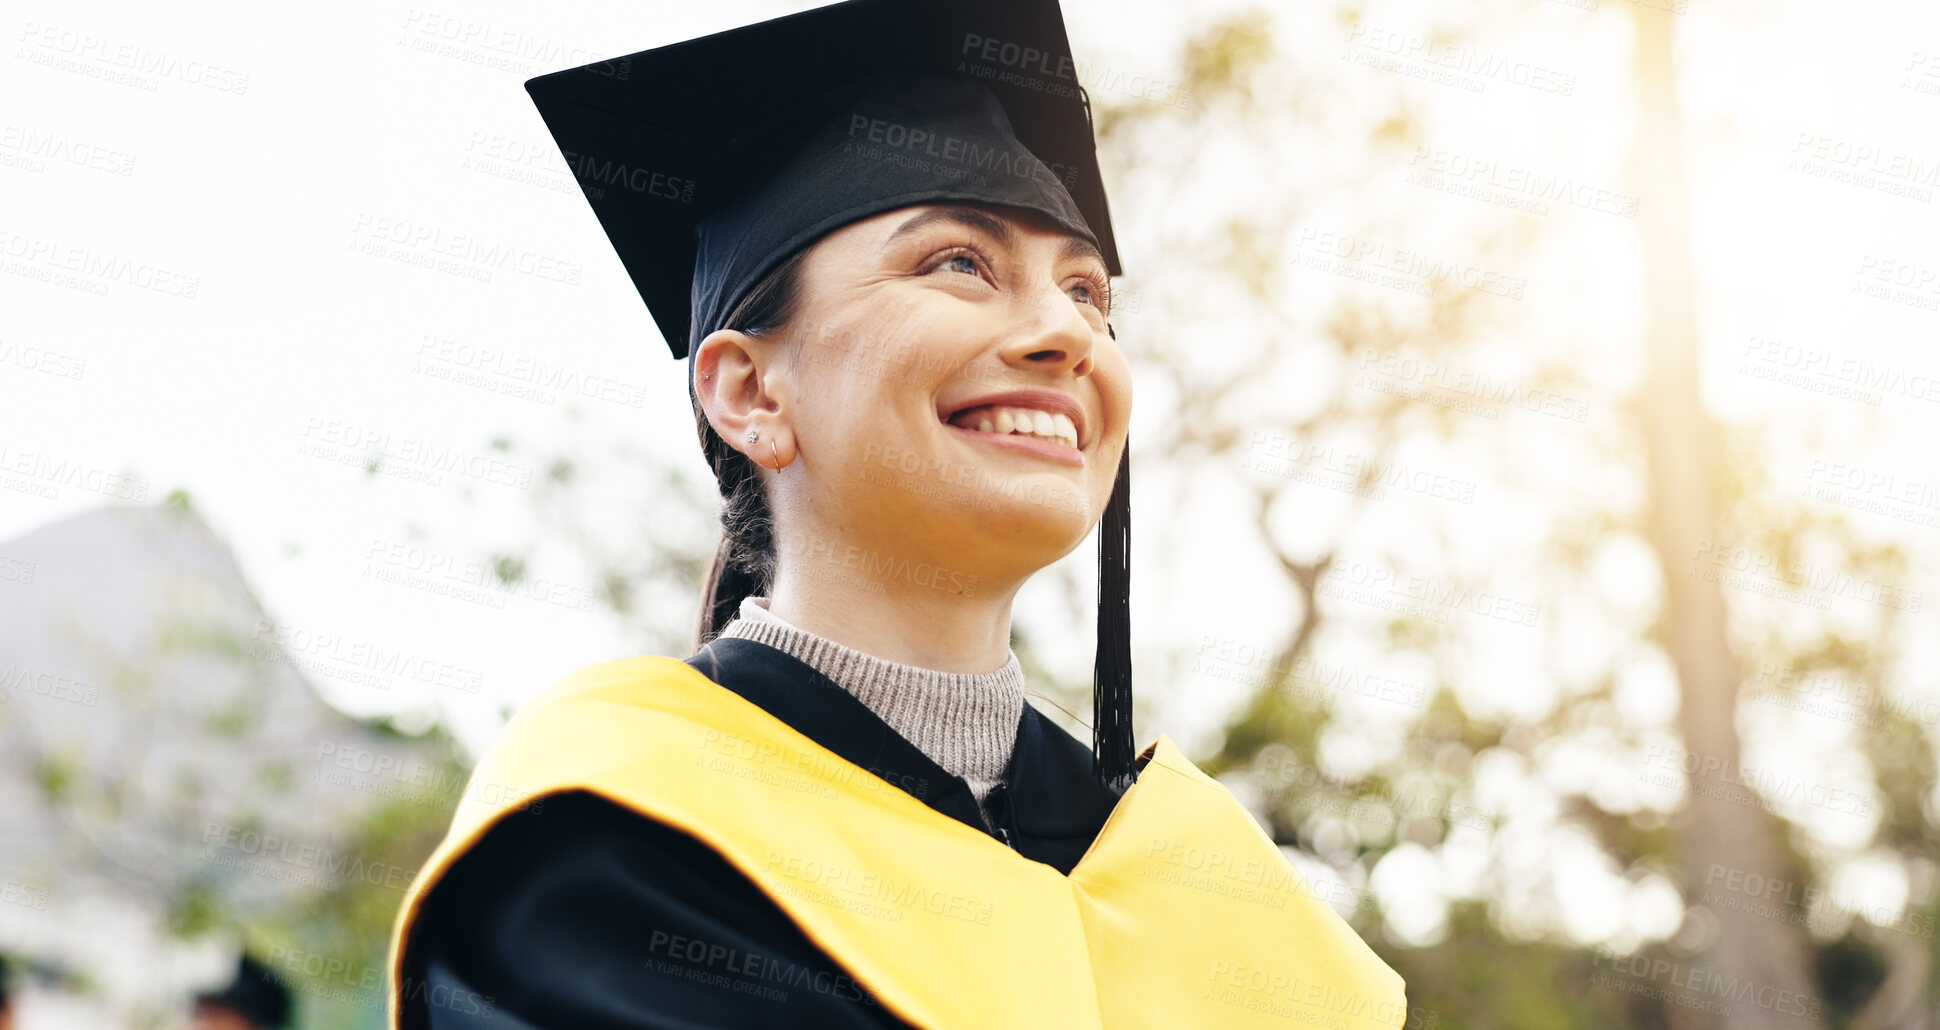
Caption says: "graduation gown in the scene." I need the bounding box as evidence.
[387,637,1408,1029]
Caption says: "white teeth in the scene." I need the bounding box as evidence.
[952,405,1079,449]
[1051,412,1078,446]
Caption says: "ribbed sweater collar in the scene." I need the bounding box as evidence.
[718,596,1023,802]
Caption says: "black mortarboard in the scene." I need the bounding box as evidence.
[524,0,1136,790]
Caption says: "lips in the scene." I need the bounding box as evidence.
[938,389,1088,449]
[941,420,1086,467]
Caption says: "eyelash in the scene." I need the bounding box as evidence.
[925,245,1112,314]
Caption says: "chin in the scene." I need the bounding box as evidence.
[951,484,1095,561]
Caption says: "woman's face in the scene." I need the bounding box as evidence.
[697,202,1131,590]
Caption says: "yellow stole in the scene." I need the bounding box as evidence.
[386,657,1408,1029]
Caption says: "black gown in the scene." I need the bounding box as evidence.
[396,637,1129,1029]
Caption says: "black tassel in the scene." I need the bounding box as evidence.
[1091,434,1136,791]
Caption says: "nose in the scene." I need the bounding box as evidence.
[1000,283,1098,378]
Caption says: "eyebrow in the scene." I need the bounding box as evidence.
[881,206,1015,254]
[1057,234,1107,271]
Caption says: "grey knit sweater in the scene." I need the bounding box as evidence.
[717,596,1023,817]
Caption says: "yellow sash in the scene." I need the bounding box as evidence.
[387,657,1408,1029]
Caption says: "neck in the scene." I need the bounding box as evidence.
[763,564,1023,674]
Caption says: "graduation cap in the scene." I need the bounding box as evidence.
[524,0,1137,791]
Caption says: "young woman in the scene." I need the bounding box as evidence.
[385,2,1409,1028]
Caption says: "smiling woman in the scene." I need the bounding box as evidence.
[689,200,1129,674]
[383,0,1407,1028]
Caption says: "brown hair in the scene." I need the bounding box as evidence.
[689,248,811,652]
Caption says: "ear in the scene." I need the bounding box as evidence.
[693,328,789,465]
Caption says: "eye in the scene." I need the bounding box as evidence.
[1069,273,1112,313]
[924,245,995,283]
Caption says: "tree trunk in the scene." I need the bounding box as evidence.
[1627,7,1826,1030]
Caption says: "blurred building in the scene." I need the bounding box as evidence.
[0,504,455,1028]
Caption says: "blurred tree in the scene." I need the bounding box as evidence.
[478,4,1939,1029]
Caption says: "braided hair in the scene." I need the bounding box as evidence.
[689,248,809,652]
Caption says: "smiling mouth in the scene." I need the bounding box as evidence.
[943,404,1080,449]
[941,405,1085,468]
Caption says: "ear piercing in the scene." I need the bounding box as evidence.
[745,428,782,471]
